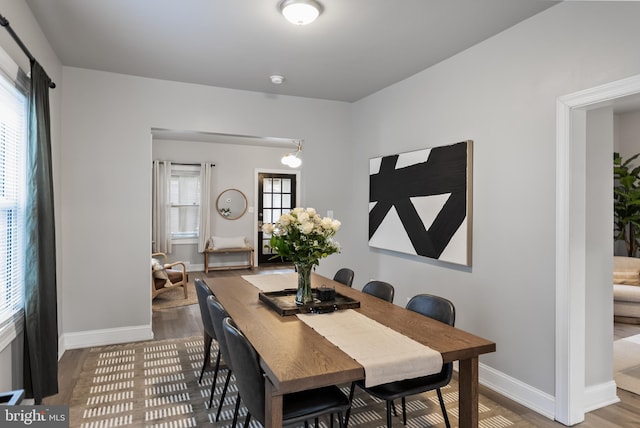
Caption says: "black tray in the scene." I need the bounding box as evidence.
[259,288,360,316]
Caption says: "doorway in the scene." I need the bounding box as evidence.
[256,172,298,264]
[556,74,640,425]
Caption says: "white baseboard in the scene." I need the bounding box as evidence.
[59,325,153,356]
[479,362,556,420]
[479,363,619,419]
[583,380,619,412]
[478,363,620,419]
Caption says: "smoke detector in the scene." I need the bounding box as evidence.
[270,75,285,85]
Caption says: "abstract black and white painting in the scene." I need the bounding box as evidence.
[369,141,473,266]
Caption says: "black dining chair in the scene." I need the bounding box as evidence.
[222,317,351,428]
[361,280,395,303]
[345,294,455,427]
[194,279,221,385]
[333,268,355,287]
[206,295,240,424]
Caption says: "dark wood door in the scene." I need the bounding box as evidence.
[257,173,297,264]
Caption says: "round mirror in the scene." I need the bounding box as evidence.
[216,188,248,220]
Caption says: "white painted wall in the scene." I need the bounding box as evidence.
[0,0,62,393]
[348,1,640,415]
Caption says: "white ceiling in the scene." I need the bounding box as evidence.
[25,0,560,103]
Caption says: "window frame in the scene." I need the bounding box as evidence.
[169,164,201,244]
[0,48,28,352]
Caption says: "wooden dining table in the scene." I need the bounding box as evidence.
[205,273,496,428]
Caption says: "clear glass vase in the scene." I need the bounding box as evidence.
[295,262,314,305]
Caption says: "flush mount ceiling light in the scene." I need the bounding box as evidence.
[279,0,322,25]
[281,140,303,168]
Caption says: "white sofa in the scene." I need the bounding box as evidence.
[613,256,640,324]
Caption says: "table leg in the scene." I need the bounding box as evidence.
[264,378,283,428]
[458,356,479,428]
[204,252,209,274]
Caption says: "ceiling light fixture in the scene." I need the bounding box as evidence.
[279,0,322,26]
[281,140,303,168]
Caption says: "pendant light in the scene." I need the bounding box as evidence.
[281,140,303,168]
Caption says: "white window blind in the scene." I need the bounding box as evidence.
[0,60,27,339]
[170,165,201,240]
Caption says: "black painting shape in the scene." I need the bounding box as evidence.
[369,141,468,260]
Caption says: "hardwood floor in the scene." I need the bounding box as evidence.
[615,320,640,341]
[45,268,640,427]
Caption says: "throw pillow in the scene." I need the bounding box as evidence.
[613,271,640,286]
[151,258,163,271]
[152,258,169,280]
[210,236,246,250]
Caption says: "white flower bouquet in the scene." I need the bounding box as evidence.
[262,207,341,266]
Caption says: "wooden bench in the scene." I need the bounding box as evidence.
[204,247,254,273]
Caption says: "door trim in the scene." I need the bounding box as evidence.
[556,73,640,425]
[253,168,301,267]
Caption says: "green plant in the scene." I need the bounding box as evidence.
[614,152,640,257]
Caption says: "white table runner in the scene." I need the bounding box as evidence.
[297,309,443,387]
[241,273,297,292]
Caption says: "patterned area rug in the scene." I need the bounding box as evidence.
[152,281,198,310]
[614,334,640,395]
[70,336,525,427]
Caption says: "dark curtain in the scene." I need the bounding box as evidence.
[23,60,58,403]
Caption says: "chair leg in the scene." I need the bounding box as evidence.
[386,400,393,427]
[436,388,451,428]
[216,370,232,421]
[401,396,407,425]
[337,411,344,428]
[199,334,213,384]
[391,399,398,417]
[344,381,356,427]
[232,392,241,427]
[208,350,222,408]
[243,412,251,428]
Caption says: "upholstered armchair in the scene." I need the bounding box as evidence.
[151,252,188,299]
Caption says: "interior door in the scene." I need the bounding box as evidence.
[258,173,297,264]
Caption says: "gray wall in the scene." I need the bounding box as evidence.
[615,110,640,159]
[59,67,352,347]
[585,107,614,386]
[152,139,288,269]
[347,0,640,414]
[614,110,640,256]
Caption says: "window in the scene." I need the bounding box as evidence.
[0,60,27,347]
[170,164,201,241]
